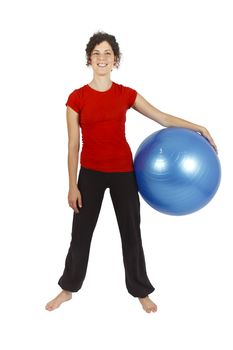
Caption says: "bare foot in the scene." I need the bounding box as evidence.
[45,290,72,311]
[139,296,157,313]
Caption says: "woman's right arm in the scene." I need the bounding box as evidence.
[66,106,82,213]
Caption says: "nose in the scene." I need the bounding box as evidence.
[98,53,106,61]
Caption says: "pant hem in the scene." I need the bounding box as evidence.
[129,286,155,298]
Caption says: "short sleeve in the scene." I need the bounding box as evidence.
[125,87,137,109]
[65,89,81,113]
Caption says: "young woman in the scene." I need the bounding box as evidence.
[45,31,217,313]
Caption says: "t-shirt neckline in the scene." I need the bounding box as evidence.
[86,82,115,93]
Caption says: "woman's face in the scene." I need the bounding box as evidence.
[89,41,116,76]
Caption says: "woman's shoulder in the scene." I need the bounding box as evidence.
[67,84,89,100]
[69,84,87,94]
[113,82,137,107]
[113,82,137,93]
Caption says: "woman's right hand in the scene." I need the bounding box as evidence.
[68,186,82,213]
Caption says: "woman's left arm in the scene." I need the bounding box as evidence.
[133,93,217,152]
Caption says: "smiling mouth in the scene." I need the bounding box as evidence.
[97,64,108,67]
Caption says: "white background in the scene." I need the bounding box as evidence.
[0,0,232,349]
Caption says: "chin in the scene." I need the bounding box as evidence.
[96,71,111,76]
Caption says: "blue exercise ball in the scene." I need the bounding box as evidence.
[134,127,221,215]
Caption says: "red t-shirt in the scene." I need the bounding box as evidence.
[65,82,137,172]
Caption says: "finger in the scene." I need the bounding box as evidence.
[77,192,82,208]
[213,144,218,154]
[69,200,79,213]
[208,138,218,153]
[75,199,81,212]
[74,199,80,213]
[210,142,218,154]
[79,199,83,208]
[204,135,218,154]
[73,205,79,213]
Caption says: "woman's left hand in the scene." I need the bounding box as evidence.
[200,127,218,153]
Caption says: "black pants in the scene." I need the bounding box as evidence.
[58,167,155,298]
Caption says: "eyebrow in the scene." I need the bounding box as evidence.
[92,49,112,52]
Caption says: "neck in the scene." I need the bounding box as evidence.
[89,75,112,91]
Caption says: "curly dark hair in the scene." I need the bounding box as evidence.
[85,31,121,68]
